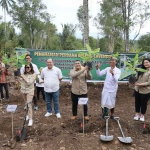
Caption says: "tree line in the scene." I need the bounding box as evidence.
[0,0,150,55]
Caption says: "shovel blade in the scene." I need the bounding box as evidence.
[100,135,114,141]
[118,137,133,143]
[16,128,27,141]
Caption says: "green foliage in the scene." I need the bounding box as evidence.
[123,53,147,75]
[58,24,83,50]
[95,0,150,52]
[78,44,100,63]
[89,36,98,50]
[98,37,108,52]
[138,34,150,52]
[111,52,119,60]
[2,52,28,69]
[2,54,14,67]
[9,0,51,49]
[94,0,123,52]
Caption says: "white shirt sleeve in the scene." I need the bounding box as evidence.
[20,65,25,74]
[39,75,44,83]
[112,69,121,82]
[41,69,44,79]
[96,68,107,76]
[58,69,63,79]
[33,64,40,74]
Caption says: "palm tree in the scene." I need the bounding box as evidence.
[0,0,15,32]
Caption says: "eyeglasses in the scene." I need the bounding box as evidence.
[26,57,30,60]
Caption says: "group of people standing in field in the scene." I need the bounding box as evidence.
[0,54,150,127]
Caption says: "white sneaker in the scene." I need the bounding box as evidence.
[56,113,61,118]
[134,114,139,120]
[28,119,33,126]
[140,115,145,122]
[26,115,29,121]
[45,112,52,117]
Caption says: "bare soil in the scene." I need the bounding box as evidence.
[0,82,150,150]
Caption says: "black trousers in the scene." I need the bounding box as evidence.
[36,87,45,100]
[71,92,88,116]
[135,90,150,114]
[0,83,9,99]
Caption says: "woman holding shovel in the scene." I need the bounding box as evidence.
[134,58,150,122]
[20,63,36,126]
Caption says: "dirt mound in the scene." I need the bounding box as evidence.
[0,83,150,150]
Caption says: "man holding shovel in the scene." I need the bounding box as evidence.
[70,60,92,120]
[96,57,121,119]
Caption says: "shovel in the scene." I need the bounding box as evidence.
[114,117,133,143]
[16,103,29,141]
[100,116,113,141]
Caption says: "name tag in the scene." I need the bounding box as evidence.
[6,105,18,112]
[78,98,88,105]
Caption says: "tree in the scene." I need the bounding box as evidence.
[65,35,83,50]
[0,20,18,54]
[59,24,77,50]
[77,5,84,34]
[95,0,150,52]
[83,0,89,49]
[0,0,15,32]
[89,36,98,50]
[9,0,51,49]
[98,37,108,52]
[119,0,150,52]
[138,34,150,52]
[0,22,5,53]
[94,0,123,52]
[35,21,59,50]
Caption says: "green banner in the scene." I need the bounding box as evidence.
[30,50,111,80]
[15,48,150,81]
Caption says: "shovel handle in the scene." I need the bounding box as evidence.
[116,120,125,138]
[12,112,14,140]
[105,117,109,136]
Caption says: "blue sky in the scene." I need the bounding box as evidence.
[0,0,150,39]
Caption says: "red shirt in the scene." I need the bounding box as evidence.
[0,68,9,83]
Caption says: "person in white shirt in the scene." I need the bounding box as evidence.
[41,59,62,119]
[96,57,121,119]
[20,54,40,110]
[36,67,45,101]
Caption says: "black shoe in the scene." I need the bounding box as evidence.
[110,116,115,119]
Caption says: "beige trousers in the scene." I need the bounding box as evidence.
[22,91,34,120]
